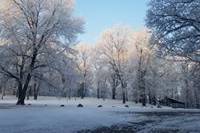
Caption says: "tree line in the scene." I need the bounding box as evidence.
[0,0,200,108]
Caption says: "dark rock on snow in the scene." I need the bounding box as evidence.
[125,105,129,108]
[98,105,103,108]
[77,104,84,107]
[60,105,65,107]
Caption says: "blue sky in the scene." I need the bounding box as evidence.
[74,0,149,43]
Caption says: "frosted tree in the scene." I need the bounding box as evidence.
[128,30,179,106]
[146,0,200,62]
[146,0,200,108]
[96,26,133,104]
[190,63,200,108]
[132,30,151,106]
[0,0,84,105]
[91,47,112,99]
[75,43,93,99]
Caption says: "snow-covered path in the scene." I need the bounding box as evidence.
[0,96,200,133]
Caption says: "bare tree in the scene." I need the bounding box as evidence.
[97,26,133,104]
[76,44,93,99]
[0,0,84,105]
[134,31,151,106]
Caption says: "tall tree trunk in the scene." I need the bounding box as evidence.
[112,86,116,100]
[111,74,118,100]
[1,88,4,100]
[117,74,126,104]
[125,87,128,102]
[194,89,199,108]
[182,62,190,108]
[140,73,146,106]
[17,90,27,105]
[97,88,100,99]
[97,82,100,99]
[16,82,25,105]
[122,90,126,104]
[184,78,190,108]
[16,74,33,105]
[68,87,71,100]
[27,87,32,100]
[16,47,38,105]
[121,82,127,104]
[33,82,40,100]
[1,86,5,100]
[80,82,85,99]
[27,91,29,100]
[136,48,148,107]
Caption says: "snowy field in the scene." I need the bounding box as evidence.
[0,96,200,133]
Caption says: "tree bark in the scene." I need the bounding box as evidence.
[1,86,4,100]
[112,87,116,100]
[16,46,38,105]
[80,82,85,99]
[33,83,39,100]
[97,82,100,99]
[122,90,126,104]
[139,73,146,106]
[121,82,127,104]
[16,82,25,105]
[111,74,118,100]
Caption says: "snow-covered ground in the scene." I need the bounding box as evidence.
[0,96,200,133]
